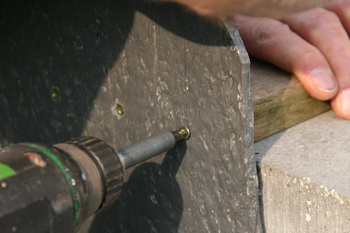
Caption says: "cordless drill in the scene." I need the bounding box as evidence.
[0,127,190,233]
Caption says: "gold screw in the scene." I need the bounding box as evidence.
[172,126,191,141]
[115,103,124,116]
[50,86,61,102]
[178,127,191,140]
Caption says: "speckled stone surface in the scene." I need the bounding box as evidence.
[255,111,350,233]
[0,1,260,232]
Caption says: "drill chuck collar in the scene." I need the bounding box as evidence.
[0,127,190,233]
[66,136,124,210]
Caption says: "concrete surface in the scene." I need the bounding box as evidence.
[255,111,350,232]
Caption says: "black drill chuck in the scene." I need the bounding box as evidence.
[0,127,190,233]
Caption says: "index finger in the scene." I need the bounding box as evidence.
[282,8,350,119]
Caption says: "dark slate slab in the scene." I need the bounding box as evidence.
[0,1,260,232]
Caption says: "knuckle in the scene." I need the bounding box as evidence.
[327,0,350,10]
[254,19,291,45]
[304,8,340,28]
[302,8,345,40]
[298,49,323,72]
[344,1,350,8]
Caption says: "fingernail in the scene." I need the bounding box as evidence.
[310,69,337,92]
[338,89,350,117]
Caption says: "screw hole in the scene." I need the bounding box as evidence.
[50,86,61,102]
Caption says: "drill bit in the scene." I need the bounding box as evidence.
[116,127,191,169]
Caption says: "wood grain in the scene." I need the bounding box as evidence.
[251,59,331,142]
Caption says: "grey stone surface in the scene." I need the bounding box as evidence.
[255,111,350,232]
[0,1,260,233]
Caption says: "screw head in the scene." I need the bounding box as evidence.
[172,126,191,141]
[50,86,61,102]
[115,103,124,116]
[178,126,191,140]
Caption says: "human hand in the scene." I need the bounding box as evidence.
[234,0,350,119]
[170,0,330,19]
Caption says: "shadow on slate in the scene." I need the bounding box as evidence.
[89,142,187,233]
[138,2,231,46]
[0,0,228,145]
[0,0,229,146]
[0,0,135,144]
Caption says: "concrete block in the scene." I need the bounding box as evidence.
[255,111,350,232]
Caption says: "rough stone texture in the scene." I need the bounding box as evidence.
[255,111,350,233]
[0,1,260,232]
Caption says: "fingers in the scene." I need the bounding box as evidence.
[282,8,350,119]
[325,0,350,32]
[170,0,236,19]
[171,0,328,19]
[234,15,338,101]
